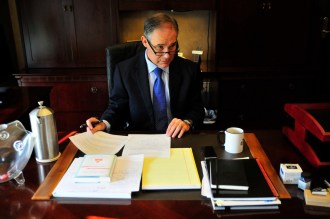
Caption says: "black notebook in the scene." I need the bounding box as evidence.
[208,158,249,191]
[206,158,276,201]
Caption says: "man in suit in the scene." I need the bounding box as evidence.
[86,13,204,138]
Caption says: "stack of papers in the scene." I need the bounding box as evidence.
[69,132,170,158]
[62,133,201,199]
[69,132,128,154]
[55,133,173,199]
[201,158,281,210]
[53,154,144,199]
[122,134,170,158]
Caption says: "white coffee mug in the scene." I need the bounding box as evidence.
[217,127,244,153]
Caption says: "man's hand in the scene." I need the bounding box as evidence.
[166,118,190,138]
[86,117,106,134]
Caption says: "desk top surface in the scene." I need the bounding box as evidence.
[1,130,329,219]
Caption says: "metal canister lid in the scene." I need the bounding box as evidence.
[29,101,54,117]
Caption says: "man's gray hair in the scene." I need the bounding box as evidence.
[144,13,179,40]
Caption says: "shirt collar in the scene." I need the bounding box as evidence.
[145,51,169,74]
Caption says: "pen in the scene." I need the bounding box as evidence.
[324,179,330,188]
[79,120,101,129]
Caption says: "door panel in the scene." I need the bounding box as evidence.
[217,0,313,67]
[319,0,330,100]
[72,0,113,67]
[19,0,115,68]
[20,0,70,67]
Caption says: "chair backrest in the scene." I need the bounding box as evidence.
[105,41,145,96]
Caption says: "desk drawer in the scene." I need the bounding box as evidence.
[50,82,108,131]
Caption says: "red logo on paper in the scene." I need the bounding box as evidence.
[94,158,103,163]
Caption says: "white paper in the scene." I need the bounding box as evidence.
[69,131,128,154]
[122,134,170,158]
[53,154,144,199]
[201,161,212,198]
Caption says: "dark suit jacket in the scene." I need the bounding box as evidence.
[101,51,205,131]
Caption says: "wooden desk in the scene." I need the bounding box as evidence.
[0,130,329,219]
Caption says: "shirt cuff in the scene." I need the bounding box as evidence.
[183,119,193,129]
[102,120,111,133]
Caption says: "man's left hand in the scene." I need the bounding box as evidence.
[166,118,190,138]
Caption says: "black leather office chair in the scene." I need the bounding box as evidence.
[105,41,145,96]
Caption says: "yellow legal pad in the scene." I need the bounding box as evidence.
[142,148,201,190]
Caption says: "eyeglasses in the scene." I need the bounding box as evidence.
[146,38,179,56]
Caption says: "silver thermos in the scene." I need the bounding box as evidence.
[29,101,60,163]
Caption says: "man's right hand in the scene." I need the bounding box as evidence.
[86,117,106,134]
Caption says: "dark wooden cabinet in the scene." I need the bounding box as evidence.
[14,68,107,86]
[12,0,324,130]
[18,0,117,68]
[118,0,216,11]
[216,73,317,129]
[50,82,108,131]
[212,0,321,129]
[216,0,316,67]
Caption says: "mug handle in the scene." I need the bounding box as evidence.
[217,131,225,147]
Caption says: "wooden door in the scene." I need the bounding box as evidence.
[318,0,330,100]
[216,0,314,67]
[118,0,216,10]
[258,0,313,66]
[69,0,115,67]
[19,0,116,68]
[19,0,70,68]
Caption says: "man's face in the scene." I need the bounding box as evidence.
[141,23,178,68]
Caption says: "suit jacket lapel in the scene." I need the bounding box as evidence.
[169,59,183,108]
[134,53,155,122]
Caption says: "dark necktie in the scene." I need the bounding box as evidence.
[153,67,168,130]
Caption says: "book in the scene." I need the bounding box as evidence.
[213,198,281,208]
[206,158,277,201]
[230,205,280,210]
[142,148,201,190]
[208,158,249,190]
[75,154,117,183]
[304,189,330,208]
